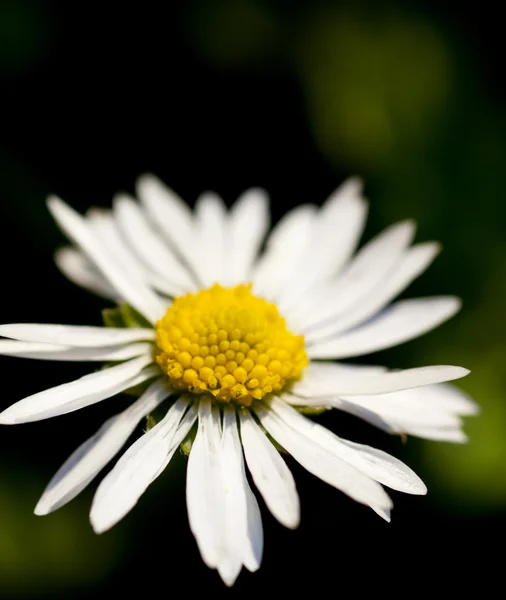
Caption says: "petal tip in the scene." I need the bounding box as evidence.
[0,409,18,425]
[46,194,65,214]
[34,500,50,516]
[413,482,428,496]
[284,516,301,530]
[218,567,242,588]
[89,513,108,535]
[346,175,364,192]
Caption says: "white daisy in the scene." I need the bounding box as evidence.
[0,175,477,586]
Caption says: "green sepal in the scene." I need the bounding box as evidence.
[102,307,125,329]
[101,303,157,397]
[145,414,157,432]
[180,424,197,456]
[102,303,152,330]
[144,402,170,432]
[295,405,330,416]
[119,304,152,329]
[123,378,155,398]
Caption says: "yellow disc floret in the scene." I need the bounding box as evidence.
[155,284,308,406]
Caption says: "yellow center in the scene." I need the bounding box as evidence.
[155,284,308,406]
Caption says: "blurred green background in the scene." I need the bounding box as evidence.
[0,0,504,596]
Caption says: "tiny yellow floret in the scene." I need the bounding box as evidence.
[155,284,308,406]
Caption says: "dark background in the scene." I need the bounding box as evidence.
[0,0,505,596]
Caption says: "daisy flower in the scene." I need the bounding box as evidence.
[0,175,477,585]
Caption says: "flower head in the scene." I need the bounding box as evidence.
[0,175,478,586]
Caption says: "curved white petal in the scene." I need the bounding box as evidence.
[287,383,475,441]
[0,323,155,347]
[223,188,270,286]
[253,404,392,514]
[305,242,441,342]
[0,356,155,424]
[292,362,387,392]
[136,174,200,281]
[187,401,262,586]
[55,247,118,301]
[86,208,150,280]
[187,399,226,569]
[47,196,166,323]
[290,364,469,397]
[87,208,177,299]
[340,387,466,429]
[239,410,300,529]
[269,398,426,495]
[35,378,170,515]
[252,204,317,299]
[284,393,397,433]
[113,193,196,295]
[421,383,479,416]
[278,178,368,310]
[307,297,461,358]
[0,341,152,362]
[90,396,196,533]
[401,426,468,443]
[194,192,228,288]
[219,405,263,582]
[292,220,415,330]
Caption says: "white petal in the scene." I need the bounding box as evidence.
[284,393,397,433]
[291,362,386,395]
[47,196,166,323]
[239,410,300,529]
[87,208,177,299]
[413,383,480,416]
[305,242,441,342]
[340,388,465,429]
[373,507,391,522]
[285,391,469,441]
[278,178,368,309]
[151,404,199,479]
[402,426,468,443]
[291,364,469,397]
[0,323,155,347]
[86,208,149,280]
[0,340,152,362]
[218,405,263,583]
[0,355,155,424]
[292,220,415,330]
[136,174,199,280]
[252,204,317,299]
[55,247,118,301]
[90,396,196,533]
[193,192,228,288]
[270,397,426,495]
[186,398,226,569]
[254,404,392,514]
[34,378,170,515]
[223,188,269,286]
[307,297,461,358]
[113,194,196,295]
